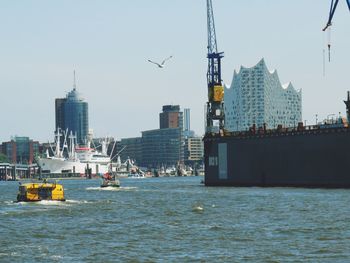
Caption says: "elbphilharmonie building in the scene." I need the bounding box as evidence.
[224,58,302,131]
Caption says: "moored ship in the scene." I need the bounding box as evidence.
[36,129,111,176]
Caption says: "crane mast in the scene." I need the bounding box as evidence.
[206,0,224,134]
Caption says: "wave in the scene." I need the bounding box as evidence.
[192,204,204,212]
[13,199,91,206]
[86,186,137,191]
[65,199,92,204]
[35,200,67,206]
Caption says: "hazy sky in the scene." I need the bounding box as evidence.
[0,0,349,142]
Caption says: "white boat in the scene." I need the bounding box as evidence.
[127,172,145,178]
[36,128,112,176]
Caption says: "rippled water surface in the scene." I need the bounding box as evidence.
[1,177,350,262]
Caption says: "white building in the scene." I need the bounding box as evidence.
[224,58,302,131]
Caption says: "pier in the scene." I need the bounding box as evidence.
[0,163,39,181]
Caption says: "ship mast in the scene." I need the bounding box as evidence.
[206,0,225,134]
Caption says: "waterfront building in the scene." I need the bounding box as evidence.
[141,128,183,168]
[55,87,89,145]
[224,58,302,131]
[119,105,186,168]
[184,136,203,166]
[138,105,184,168]
[119,137,143,165]
[1,136,39,164]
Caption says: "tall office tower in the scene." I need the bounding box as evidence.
[64,88,89,145]
[159,105,183,130]
[224,59,302,131]
[55,98,66,132]
[55,85,89,145]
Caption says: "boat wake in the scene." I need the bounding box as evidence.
[65,199,92,204]
[86,186,137,191]
[13,199,90,206]
[34,200,67,206]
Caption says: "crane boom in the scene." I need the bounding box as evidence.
[323,0,350,31]
[206,0,225,133]
[207,0,218,54]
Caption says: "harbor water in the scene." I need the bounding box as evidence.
[1,176,350,262]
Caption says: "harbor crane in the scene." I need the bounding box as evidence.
[323,0,350,31]
[323,0,350,61]
[206,0,225,134]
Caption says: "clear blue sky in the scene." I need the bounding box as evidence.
[0,0,349,142]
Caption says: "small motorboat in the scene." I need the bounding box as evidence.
[100,172,120,188]
[16,180,65,202]
[100,179,120,188]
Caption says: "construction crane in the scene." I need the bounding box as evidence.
[323,0,350,62]
[206,0,225,134]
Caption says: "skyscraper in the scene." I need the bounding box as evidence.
[55,98,66,132]
[159,105,183,130]
[224,58,302,131]
[55,83,89,145]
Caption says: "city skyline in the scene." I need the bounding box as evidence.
[0,1,349,142]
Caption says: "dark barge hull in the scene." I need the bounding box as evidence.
[204,127,350,188]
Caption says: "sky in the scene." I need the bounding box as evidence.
[0,0,349,142]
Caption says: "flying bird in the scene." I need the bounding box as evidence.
[148,56,173,68]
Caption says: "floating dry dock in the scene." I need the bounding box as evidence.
[204,93,350,188]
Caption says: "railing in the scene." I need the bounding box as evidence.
[206,122,349,139]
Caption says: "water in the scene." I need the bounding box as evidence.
[1,177,350,262]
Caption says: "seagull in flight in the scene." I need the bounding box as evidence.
[148,56,173,68]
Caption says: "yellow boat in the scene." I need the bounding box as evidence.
[16,180,65,202]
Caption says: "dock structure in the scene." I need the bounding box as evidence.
[33,172,82,180]
[0,163,39,181]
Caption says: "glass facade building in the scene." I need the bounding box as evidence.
[120,137,143,165]
[55,88,89,145]
[141,128,184,168]
[224,59,302,131]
